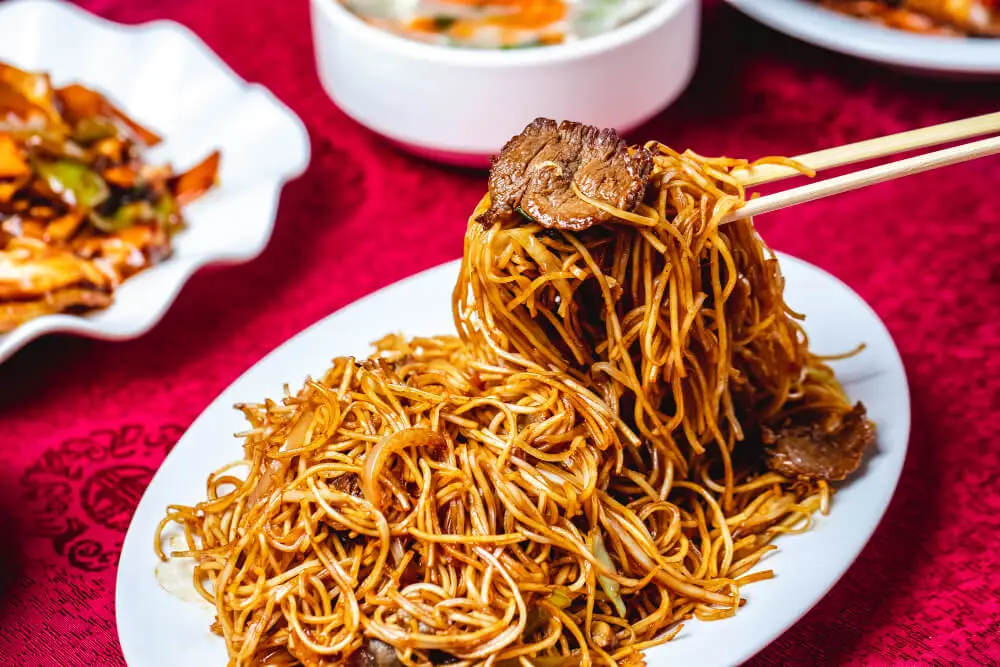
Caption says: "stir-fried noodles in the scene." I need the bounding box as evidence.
[157,120,874,667]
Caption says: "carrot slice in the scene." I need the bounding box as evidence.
[171,150,220,208]
[56,84,162,147]
[0,135,30,178]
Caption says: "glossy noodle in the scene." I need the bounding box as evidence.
[157,123,871,667]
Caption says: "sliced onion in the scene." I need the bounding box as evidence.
[361,428,445,510]
[247,459,283,507]
[590,532,626,617]
[390,537,406,566]
[284,409,314,451]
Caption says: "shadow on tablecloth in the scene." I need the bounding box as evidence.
[0,471,24,610]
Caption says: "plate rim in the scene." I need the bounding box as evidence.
[0,0,311,364]
[726,0,1000,75]
[116,252,911,667]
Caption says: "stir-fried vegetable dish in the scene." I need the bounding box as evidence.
[0,61,220,333]
[818,0,999,35]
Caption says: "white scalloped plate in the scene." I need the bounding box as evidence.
[118,253,910,667]
[726,0,1000,77]
[0,0,310,364]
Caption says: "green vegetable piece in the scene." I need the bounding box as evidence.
[72,116,119,144]
[33,158,109,209]
[154,190,183,235]
[590,532,626,617]
[515,205,536,222]
[91,200,157,233]
[500,38,544,50]
[432,15,456,30]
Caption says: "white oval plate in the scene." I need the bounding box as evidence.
[0,0,311,364]
[117,253,910,667]
[726,0,1000,77]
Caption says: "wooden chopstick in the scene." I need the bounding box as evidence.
[730,111,1000,187]
[720,135,1000,225]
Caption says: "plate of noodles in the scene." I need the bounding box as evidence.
[727,0,1000,77]
[0,0,309,364]
[119,119,909,667]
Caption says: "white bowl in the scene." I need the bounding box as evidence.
[310,0,700,166]
[0,0,310,365]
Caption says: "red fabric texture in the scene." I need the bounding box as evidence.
[1,0,998,664]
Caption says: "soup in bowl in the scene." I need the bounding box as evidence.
[340,0,662,49]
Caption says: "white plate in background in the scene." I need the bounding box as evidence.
[0,0,310,364]
[727,0,1000,77]
[117,253,910,667]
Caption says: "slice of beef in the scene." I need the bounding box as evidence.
[477,118,653,231]
[762,403,875,481]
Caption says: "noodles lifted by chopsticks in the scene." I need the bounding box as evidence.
[157,119,873,667]
[455,132,863,494]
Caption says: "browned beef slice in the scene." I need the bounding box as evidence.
[762,403,875,481]
[477,118,653,231]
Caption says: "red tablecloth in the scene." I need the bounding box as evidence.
[1,0,998,664]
